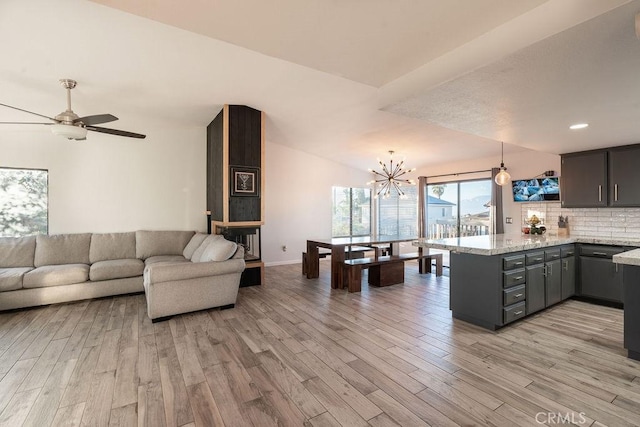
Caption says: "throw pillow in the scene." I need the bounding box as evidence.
[190,234,221,261]
[182,233,208,259]
[198,238,238,262]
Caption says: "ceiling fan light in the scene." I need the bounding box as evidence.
[51,124,87,140]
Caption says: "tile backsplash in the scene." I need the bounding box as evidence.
[520,202,640,239]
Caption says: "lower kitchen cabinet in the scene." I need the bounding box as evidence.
[561,255,576,300]
[526,264,545,314]
[450,244,577,330]
[578,244,626,305]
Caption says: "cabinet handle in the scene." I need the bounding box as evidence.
[593,252,608,256]
[615,184,619,202]
[514,311,523,315]
[563,260,568,270]
[543,265,548,277]
[535,258,543,262]
[514,276,523,281]
[514,262,523,266]
[514,293,523,298]
[598,185,602,202]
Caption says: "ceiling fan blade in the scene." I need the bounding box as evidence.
[74,114,118,126]
[0,103,56,122]
[0,121,51,125]
[86,125,146,139]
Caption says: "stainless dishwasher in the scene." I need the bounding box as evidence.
[578,244,627,305]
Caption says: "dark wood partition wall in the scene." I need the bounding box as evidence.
[228,105,262,222]
[207,110,224,223]
[207,105,265,286]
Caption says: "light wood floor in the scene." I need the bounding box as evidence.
[1,262,640,426]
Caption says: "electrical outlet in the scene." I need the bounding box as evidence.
[282,245,287,252]
[505,217,513,224]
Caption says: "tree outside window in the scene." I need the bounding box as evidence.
[332,187,371,238]
[0,168,48,237]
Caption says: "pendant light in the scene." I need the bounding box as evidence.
[367,150,416,199]
[495,141,511,186]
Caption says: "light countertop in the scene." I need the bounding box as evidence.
[413,234,640,256]
[613,249,640,266]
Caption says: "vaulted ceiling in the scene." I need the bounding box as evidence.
[0,0,636,170]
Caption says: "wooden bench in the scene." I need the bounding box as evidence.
[302,246,374,275]
[343,252,443,292]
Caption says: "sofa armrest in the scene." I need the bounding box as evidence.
[144,259,245,285]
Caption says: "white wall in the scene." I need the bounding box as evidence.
[414,148,561,235]
[0,125,207,234]
[263,141,371,265]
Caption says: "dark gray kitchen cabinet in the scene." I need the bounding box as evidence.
[579,244,625,304]
[526,264,545,314]
[622,265,640,360]
[560,151,607,208]
[561,255,576,300]
[545,259,562,306]
[609,145,640,207]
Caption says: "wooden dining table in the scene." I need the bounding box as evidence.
[305,235,420,289]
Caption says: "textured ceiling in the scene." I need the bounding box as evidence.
[385,0,640,155]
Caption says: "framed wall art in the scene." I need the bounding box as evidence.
[230,166,260,197]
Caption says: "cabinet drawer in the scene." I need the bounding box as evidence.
[560,245,575,258]
[579,245,625,258]
[545,248,561,261]
[526,251,545,265]
[503,302,526,324]
[503,269,526,288]
[503,255,525,270]
[503,284,526,306]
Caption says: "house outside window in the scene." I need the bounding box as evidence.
[332,187,371,237]
[377,185,418,238]
[0,167,48,237]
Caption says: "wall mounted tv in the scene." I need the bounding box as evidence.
[512,177,560,202]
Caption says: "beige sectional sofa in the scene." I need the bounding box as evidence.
[0,230,245,321]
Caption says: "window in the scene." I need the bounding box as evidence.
[0,167,48,237]
[332,187,371,237]
[377,185,418,238]
[425,179,491,239]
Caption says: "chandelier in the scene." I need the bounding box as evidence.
[367,151,416,199]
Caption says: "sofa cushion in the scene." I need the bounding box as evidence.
[0,236,36,268]
[90,232,136,263]
[144,255,189,266]
[136,230,195,259]
[197,238,238,262]
[23,264,90,288]
[34,234,91,267]
[183,233,208,260]
[90,259,144,281]
[0,267,33,291]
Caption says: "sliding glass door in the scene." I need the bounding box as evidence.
[425,179,491,239]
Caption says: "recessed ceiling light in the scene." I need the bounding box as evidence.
[569,123,589,130]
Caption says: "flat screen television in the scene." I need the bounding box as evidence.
[512,177,560,202]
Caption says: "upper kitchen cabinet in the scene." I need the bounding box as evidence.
[609,145,640,207]
[560,151,608,208]
[561,143,640,208]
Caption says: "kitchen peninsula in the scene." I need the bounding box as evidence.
[416,234,640,360]
[415,234,640,318]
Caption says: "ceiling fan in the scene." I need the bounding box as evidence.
[0,79,146,140]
